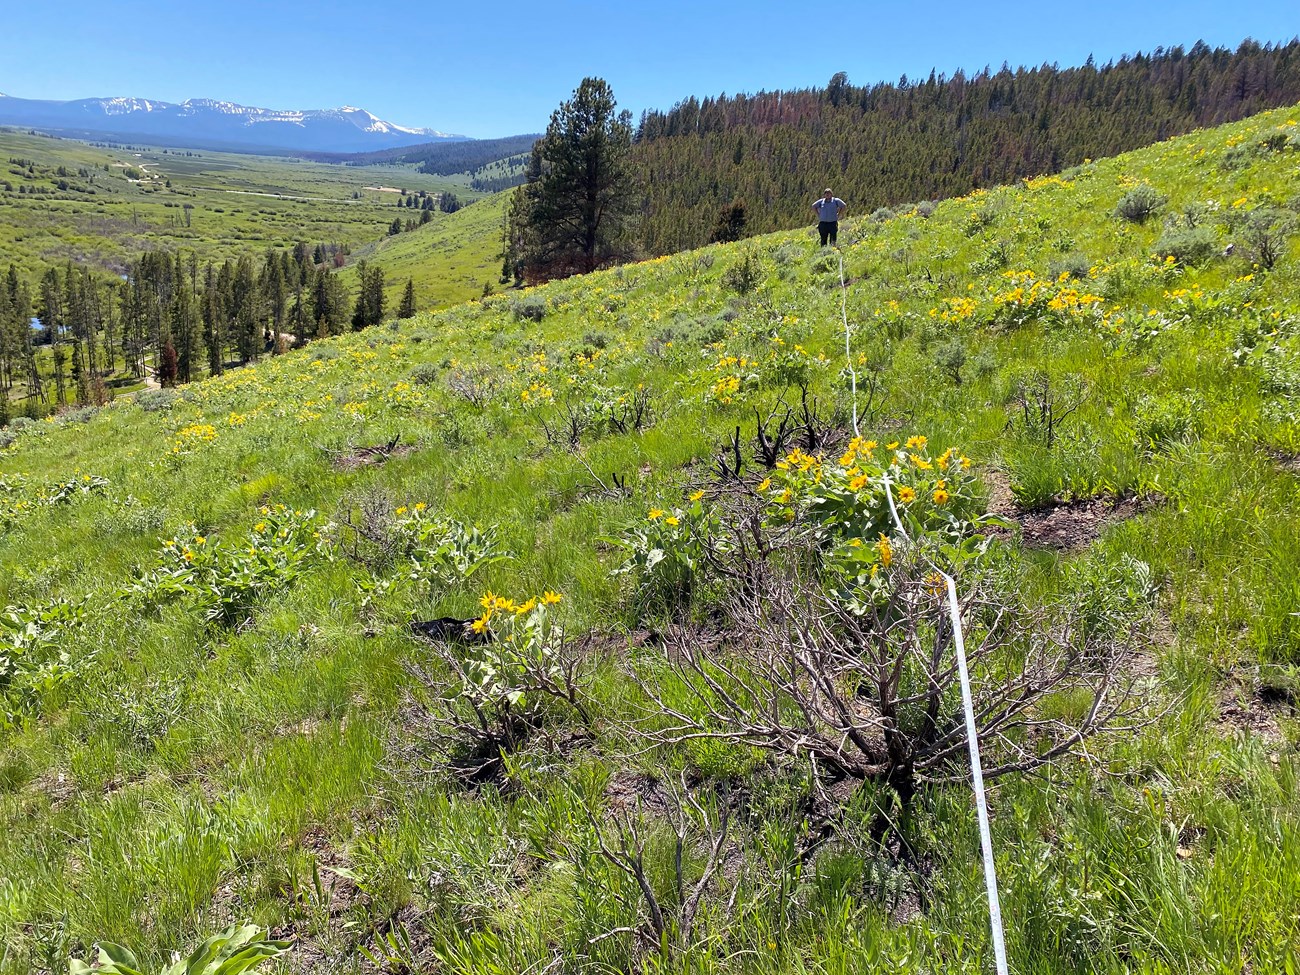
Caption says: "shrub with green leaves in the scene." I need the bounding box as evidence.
[133,505,333,627]
[0,597,85,729]
[1115,184,1166,223]
[608,492,721,615]
[69,923,289,975]
[757,437,994,584]
[1155,226,1219,266]
[392,505,509,592]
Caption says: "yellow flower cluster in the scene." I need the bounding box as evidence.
[934,296,979,323]
[171,424,218,455]
[1022,174,1073,191]
[776,447,820,474]
[470,589,562,635]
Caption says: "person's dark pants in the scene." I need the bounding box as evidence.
[818,220,838,246]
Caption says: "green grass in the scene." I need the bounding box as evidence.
[338,190,506,310]
[0,127,484,280]
[2,106,1300,974]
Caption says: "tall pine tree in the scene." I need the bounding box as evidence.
[505,77,636,283]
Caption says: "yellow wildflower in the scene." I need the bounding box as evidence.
[876,534,893,567]
[664,515,680,527]
[470,616,490,635]
[849,474,869,491]
[395,506,408,515]
[541,590,563,605]
[689,490,705,502]
[515,597,537,615]
[897,486,916,503]
[648,508,665,520]
[933,488,950,505]
[757,477,771,492]
[905,435,928,449]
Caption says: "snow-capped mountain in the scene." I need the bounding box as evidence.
[0,93,466,153]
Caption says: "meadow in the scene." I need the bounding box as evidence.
[337,191,506,312]
[1,104,1299,975]
[0,128,484,283]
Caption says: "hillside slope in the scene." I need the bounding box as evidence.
[630,39,1300,252]
[0,128,476,279]
[2,106,1300,973]
[340,191,507,311]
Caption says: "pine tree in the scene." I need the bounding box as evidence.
[351,261,386,331]
[398,279,416,319]
[710,199,748,244]
[507,77,636,281]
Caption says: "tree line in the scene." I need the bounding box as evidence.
[0,244,415,414]
[628,38,1300,253]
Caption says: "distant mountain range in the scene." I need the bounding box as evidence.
[0,92,468,154]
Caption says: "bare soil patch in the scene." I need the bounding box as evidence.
[1216,669,1298,746]
[1016,495,1154,551]
[265,825,368,973]
[1265,446,1300,475]
[983,470,1158,550]
[604,769,678,816]
[331,436,415,472]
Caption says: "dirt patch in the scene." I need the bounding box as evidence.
[1265,446,1300,475]
[1216,670,1297,746]
[264,825,369,973]
[30,768,77,806]
[331,436,415,472]
[982,469,1160,550]
[986,481,1157,552]
[604,770,678,816]
[1019,494,1155,550]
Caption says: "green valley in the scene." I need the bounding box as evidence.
[0,128,487,279]
[1,99,1298,975]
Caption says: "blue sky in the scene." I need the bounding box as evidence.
[3,1,1297,138]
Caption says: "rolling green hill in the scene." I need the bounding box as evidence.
[339,191,507,310]
[2,104,1300,974]
[0,128,482,278]
[629,39,1300,253]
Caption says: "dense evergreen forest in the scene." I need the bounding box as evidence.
[629,38,1300,252]
[302,134,541,173]
[0,244,400,414]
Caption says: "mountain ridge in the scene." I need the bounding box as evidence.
[0,91,467,153]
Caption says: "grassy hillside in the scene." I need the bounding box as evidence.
[339,191,506,311]
[0,128,480,278]
[2,104,1300,975]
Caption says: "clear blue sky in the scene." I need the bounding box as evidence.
[3,1,1297,139]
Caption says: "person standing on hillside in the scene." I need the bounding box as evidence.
[812,188,846,246]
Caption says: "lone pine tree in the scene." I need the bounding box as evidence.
[505,77,636,283]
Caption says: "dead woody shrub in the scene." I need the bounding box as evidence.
[407,606,597,779]
[565,775,733,956]
[636,546,1152,805]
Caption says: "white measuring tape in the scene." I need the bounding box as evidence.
[841,248,1009,975]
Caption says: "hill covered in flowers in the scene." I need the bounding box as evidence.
[2,104,1299,973]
